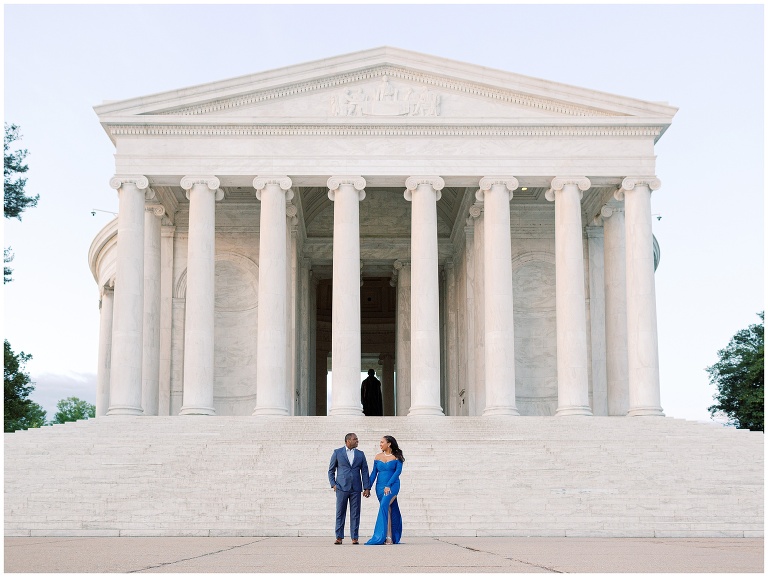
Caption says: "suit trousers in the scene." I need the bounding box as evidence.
[335,489,361,540]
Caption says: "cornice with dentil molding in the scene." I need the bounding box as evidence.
[108,124,663,138]
[157,65,619,118]
[327,176,367,201]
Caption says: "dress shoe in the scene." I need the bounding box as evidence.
[334,538,342,545]
[352,539,359,544]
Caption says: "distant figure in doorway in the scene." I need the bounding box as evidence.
[361,369,383,416]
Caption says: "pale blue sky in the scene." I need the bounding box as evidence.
[3,4,764,421]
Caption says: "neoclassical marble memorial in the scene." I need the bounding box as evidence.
[89,47,674,419]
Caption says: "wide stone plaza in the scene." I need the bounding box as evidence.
[4,48,763,545]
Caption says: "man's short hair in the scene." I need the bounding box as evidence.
[345,432,357,442]
[368,369,375,376]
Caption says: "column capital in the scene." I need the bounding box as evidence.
[327,176,366,201]
[393,259,410,271]
[477,176,519,201]
[181,176,223,201]
[615,176,661,200]
[145,204,166,218]
[404,176,444,201]
[546,176,591,201]
[253,176,293,201]
[110,174,149,191]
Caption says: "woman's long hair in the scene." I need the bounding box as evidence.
[384,435,405,462]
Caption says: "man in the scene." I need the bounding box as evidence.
[328,433,371,544]
[361,369,383,416]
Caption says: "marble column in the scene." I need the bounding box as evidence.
[107,175,150,416]
[142,204,164,416]
[96,283,114,417]
[586,224,608,416]
[179,176,222,416]
[443,259,459,416]
[379,353,395,416]
[158,224,175,416]
[404,176,445,416]
[601,205,629,415]
[328,176,366,416]
[253,176,293,416]
[478,177,520,416]
[316,350,329,416]
[394,260,411,416]
[617,178,664,416]
[546,177,593,416]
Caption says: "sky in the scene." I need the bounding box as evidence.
[3,4,764,422]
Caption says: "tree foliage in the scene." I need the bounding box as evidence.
[4,340,47,432]
[4,123,37,220]
[707,312,764,431]
[52,396,96,424]
[4,123,38,284]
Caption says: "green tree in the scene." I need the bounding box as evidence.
[52,397,96,424]
[707,312,764,431]
[4,340,47,432]
[4,123,38,283]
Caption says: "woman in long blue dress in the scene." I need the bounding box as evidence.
[365,435,404,545]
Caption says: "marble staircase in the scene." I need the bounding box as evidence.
[4,416,763,537]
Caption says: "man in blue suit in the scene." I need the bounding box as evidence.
[328,432,371,544]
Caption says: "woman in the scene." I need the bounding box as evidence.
[365,435,404,545]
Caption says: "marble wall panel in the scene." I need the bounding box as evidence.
[213,257,259,416]
[512,252,558,416]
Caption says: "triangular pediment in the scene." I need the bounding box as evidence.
[95,47,677,124]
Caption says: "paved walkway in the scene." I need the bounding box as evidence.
[4,536,763,573]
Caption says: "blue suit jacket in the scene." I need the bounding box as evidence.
[328,447,371,492]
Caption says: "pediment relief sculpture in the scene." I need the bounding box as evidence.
[331,76,441,117]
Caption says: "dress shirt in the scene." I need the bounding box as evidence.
[346,447,355,465]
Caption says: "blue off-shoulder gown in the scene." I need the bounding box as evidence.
[365,459,403,545]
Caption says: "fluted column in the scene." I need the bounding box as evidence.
[617,178,664,416]
[96,283,114,417]
[253,176,293,416]
[601,205,629,415]
[546,177,592,416]
[394,260,411,416]
[379,353,395,416]
[479,177,520,416]
[404,176,445,416]
[142,204,164,416]
[179,176,223,416]
[107,175,150,416]
[328,176,366,416]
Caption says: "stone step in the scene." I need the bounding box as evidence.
[5,417,762,537]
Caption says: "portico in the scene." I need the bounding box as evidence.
[89,47,674,418]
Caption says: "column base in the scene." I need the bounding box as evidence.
[407,405,445,416]
[106,405,144,416]
[482,406,520,417]
[555,405,593,416]
[179,405,216,416]
[252,406,290,416]
[627,406,665,417]
[328,406,363,416]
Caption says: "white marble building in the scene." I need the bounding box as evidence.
[89,47,674,419]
